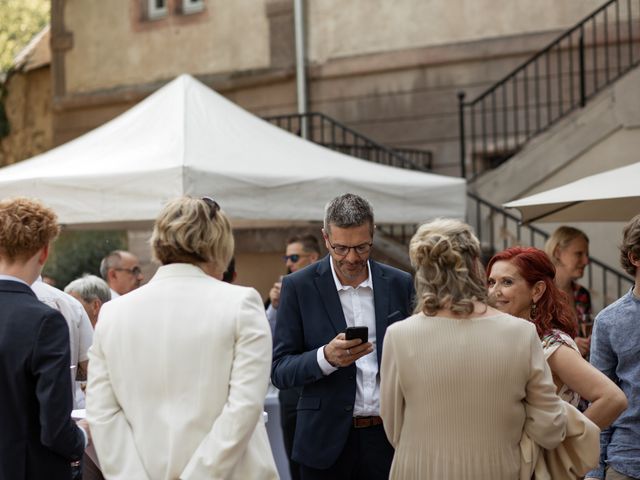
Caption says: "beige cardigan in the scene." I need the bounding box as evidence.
[381,312,567,480]
[520,401,600,480]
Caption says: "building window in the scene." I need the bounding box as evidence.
[148,0,168,20]
[182,0,205,15]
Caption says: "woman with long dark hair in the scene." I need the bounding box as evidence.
[487,246,626,429]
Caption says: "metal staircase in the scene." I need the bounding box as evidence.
[457,0,640,179]
[264,112,432,171]
[264,112,633,311]
[466,192,633,311]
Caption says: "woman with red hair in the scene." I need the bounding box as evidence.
[487,246,626,429]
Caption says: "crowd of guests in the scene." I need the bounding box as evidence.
[1,193,639,480]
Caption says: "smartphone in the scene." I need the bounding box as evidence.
[345,326,368,343]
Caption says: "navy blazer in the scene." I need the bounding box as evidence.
[271,256,414,469]
[0,280,85,480]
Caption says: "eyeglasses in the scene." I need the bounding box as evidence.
[201,196,220,220]
[282,254,310,263]
[326,238,373,257]
[114,266,142,276]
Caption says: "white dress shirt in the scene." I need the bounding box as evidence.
[31,278,94,409]
[266,303,277,337]
[317,260,380,416]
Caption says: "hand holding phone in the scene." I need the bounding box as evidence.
[344,326,368,344]
[323,327,373,368]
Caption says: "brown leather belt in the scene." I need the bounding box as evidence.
[352,416,383,428]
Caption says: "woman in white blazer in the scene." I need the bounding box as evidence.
[86,196,278,480]
[380,219,567,480]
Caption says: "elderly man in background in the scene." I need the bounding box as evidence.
[0,197,88,480]
[65,275,112,328]
[63,278,109,480]
[62,279,109,480]
[99,250,143,298]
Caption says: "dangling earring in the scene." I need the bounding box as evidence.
[530,302,538,320]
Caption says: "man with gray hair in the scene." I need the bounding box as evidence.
[271,193,414,480]
[65,275,111,328]
[99,250,143,298]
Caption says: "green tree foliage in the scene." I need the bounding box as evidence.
[43,230,128,289]
[0,0,50,73]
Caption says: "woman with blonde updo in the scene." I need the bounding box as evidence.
[380,218,567,480]
[86,196,277,479]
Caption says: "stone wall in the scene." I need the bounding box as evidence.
[49,0,609,173]
[62,0,271,94]
[306,0,603,63]
[0,67,52,166]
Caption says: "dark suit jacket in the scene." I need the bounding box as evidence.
[271,256,414,469]
[0,280,85,480]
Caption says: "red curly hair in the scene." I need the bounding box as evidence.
[487,246,577,338]
[0,197,59,262]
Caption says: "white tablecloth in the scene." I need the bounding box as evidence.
[264,384,292,480]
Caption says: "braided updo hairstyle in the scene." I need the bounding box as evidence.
[410,218,488,316]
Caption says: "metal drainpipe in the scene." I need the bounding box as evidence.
[294,0,308,139]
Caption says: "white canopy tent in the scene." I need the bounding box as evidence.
[0,74,466,229]
[504,161,640,223]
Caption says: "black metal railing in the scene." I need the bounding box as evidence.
[467,192,634,311]
[264,112,433,171]
[266,110,632,310]
[458,0,640,179]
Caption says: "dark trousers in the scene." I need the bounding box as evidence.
[279,388,301,480]
[300,424,393,480]
[81,454,104,480]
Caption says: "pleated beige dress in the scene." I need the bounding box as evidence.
[380,312,567,480]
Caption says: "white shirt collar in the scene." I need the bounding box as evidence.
[328,257,373,291]
[0,274,29,286]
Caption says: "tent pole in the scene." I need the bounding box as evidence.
[294,0,308,139]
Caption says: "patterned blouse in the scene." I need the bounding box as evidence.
[572,282,592,335]
[541,329,582,407]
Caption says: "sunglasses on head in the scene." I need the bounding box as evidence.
[282,254,309,263]
[201,196,220,220]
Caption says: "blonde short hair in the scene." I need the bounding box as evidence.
[0,197,60,262]
[544,226,589,265]
[151,197,234,273]
[409,218,487,316]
